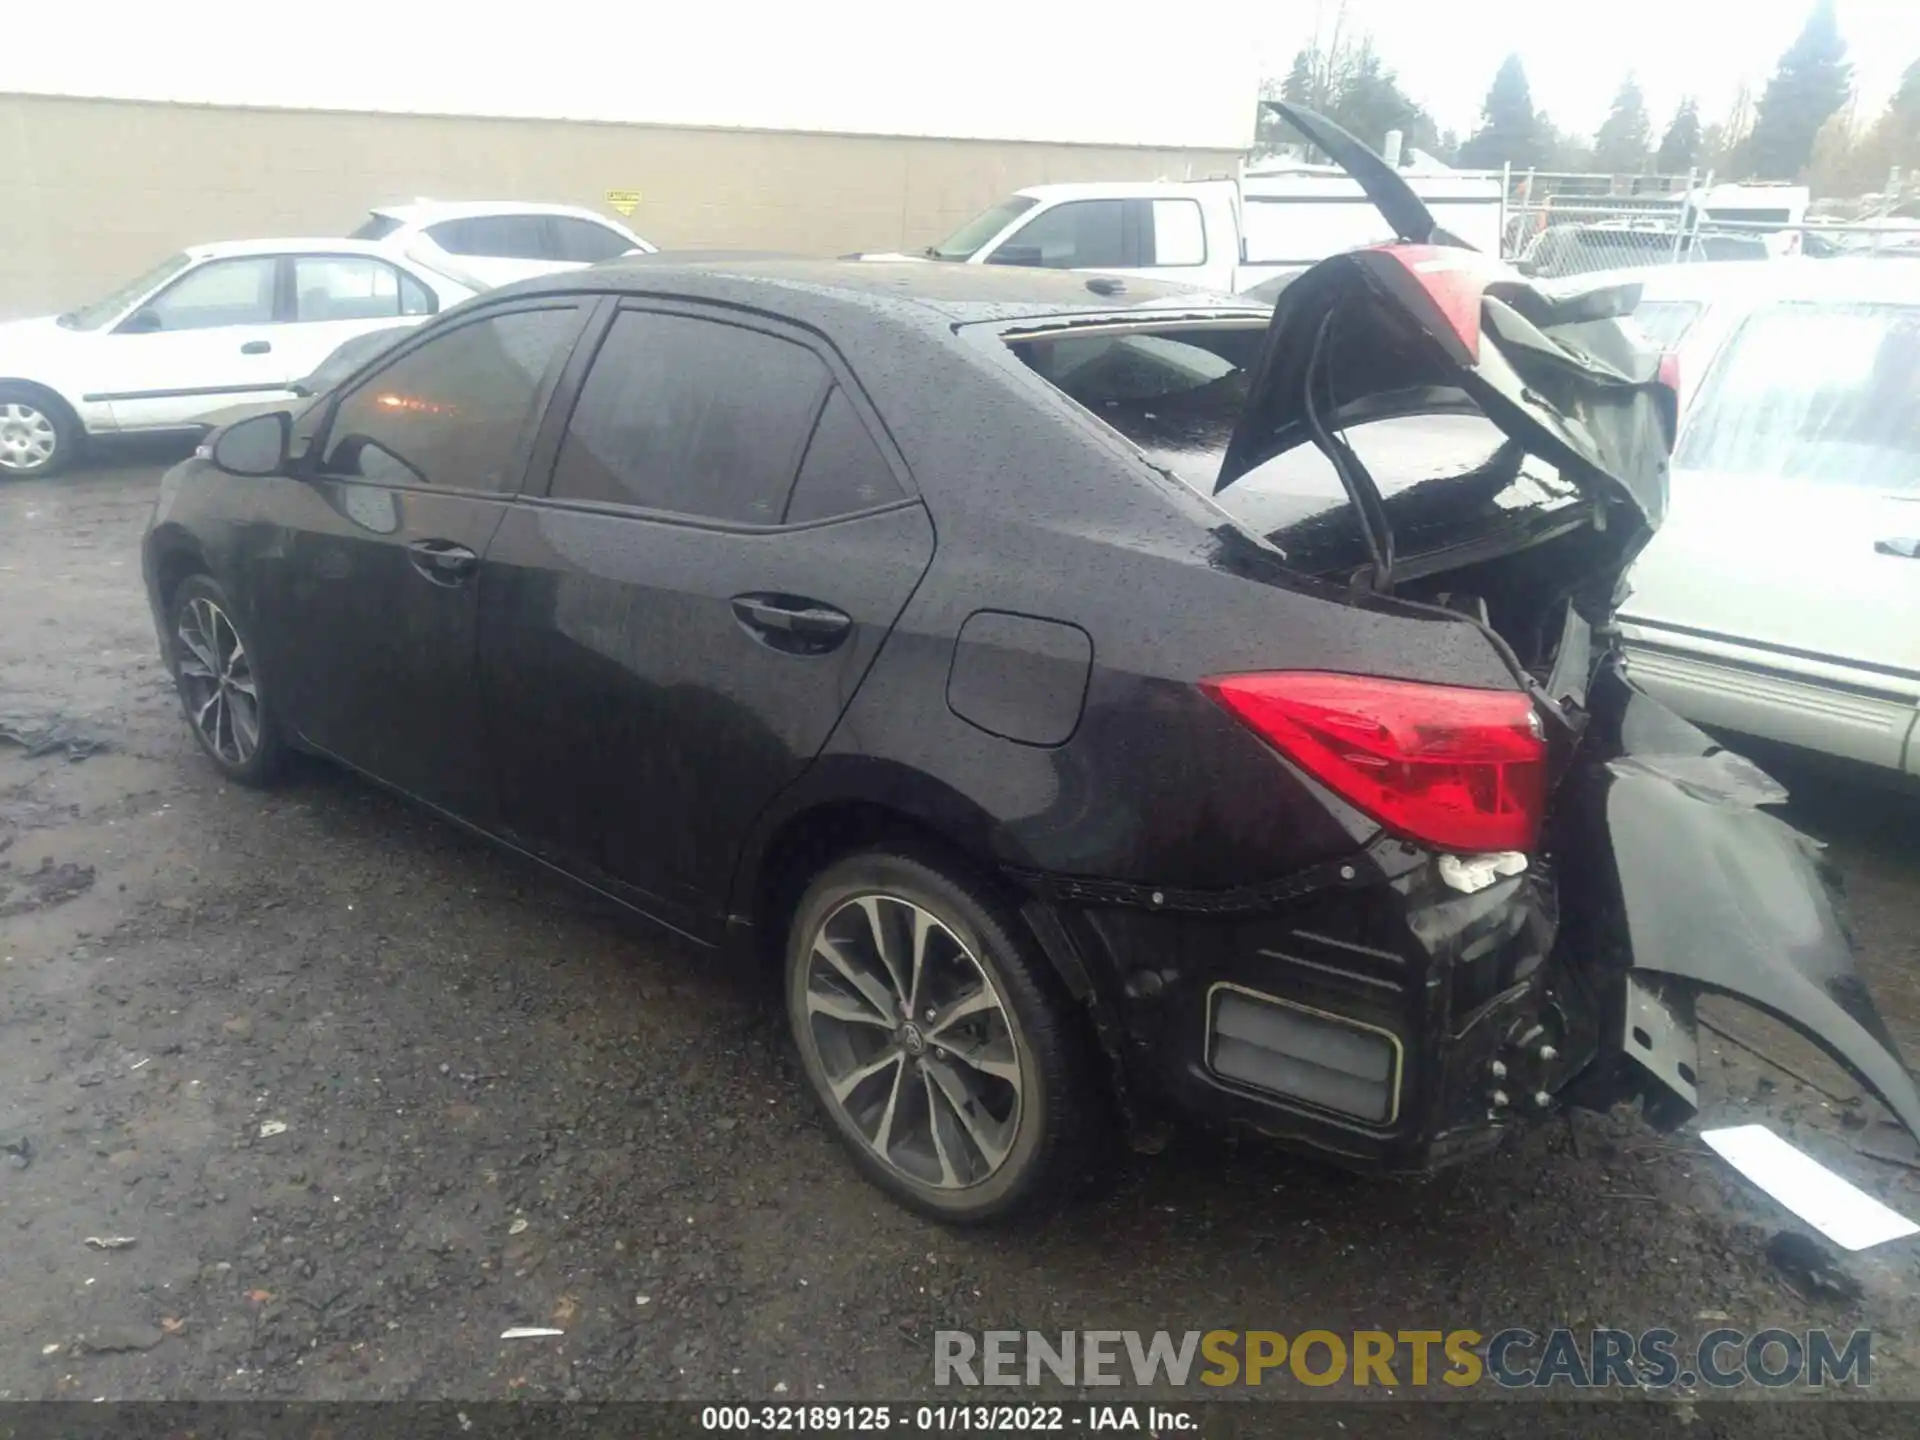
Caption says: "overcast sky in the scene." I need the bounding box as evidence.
[12,1,1919,150]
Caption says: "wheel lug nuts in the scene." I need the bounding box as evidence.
[924,1008,936,1021]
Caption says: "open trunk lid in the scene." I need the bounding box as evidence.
[1217,107,1674,594]
[1219,107,1920,1152]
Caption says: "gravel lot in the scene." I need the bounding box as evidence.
[5,454,1920,1424]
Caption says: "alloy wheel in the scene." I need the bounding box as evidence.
[800,894,1024,1190]
[175,597,261,766]
[0,402,57,473]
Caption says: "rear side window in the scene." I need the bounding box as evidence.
[429,216,556,260]
[785,390,906,523]
[551,310,831,524]
[1149,199,1206,267]
[550,218,633,263]
[293,256,425,323]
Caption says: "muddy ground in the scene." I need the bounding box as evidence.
[4,454,1920,1425]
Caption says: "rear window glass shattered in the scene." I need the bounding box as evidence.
[1012,326,1579,577]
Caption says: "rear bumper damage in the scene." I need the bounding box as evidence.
[1023,665,1920,1170]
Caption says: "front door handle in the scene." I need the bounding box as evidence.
[731,594,853,653]
[407,538,479,585]
[241,340,272,355]
[1874,537,1920,559]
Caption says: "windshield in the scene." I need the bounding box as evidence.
[59,252,193,331]
[349,214,404,242]
[928,197,1037,261]
[1675,301,1920,491]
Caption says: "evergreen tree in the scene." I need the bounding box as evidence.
[1459,55,1546,170]
[1655,98,1704,174]
[1743,0,1853,180]
[1593,74,1654,174]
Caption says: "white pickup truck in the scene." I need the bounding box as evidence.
[895,167,1507,296]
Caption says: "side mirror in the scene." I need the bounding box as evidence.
[211,411,292,477]
[987,245,1045,268]
[121,309,163,334]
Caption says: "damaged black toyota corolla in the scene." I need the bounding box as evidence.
[142,105,1920,1225]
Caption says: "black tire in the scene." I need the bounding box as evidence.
[166,574,288,786]
[0,384,79,479]
[784,849,1103,1224]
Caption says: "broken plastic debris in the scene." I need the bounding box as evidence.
[41,1343,61,1355]
[507,1217,529,1236]
[1702,1124,1919,1252]
[257,1121,288,1138]
[635,1295,651,1307]
[1438,851,1528,895]
[83,1236,137,1250]
[500,1327,565,1340]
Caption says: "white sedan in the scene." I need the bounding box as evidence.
[0,238,475,477]
[1613,258,1920,775]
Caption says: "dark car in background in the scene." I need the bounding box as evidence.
[140,111,1920,1224]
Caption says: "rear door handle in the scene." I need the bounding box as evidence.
[1874,538,1920,558]
[241,340,272,355]
[731,594,853,652]
[407,539,479,585]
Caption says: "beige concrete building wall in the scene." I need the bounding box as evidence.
[0,93,1243,319]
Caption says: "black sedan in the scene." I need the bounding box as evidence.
[142,120,1920,1224]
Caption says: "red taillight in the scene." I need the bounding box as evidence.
[1372,244,1487,363]
[1201,672,1547,854]
[1657,350,1682,395]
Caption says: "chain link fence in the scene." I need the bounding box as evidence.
[1502,204,1920,277]
[1486,164,1920,278]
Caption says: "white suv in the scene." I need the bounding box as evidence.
[350,201,657,288]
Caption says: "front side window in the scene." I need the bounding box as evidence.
[1676,301,1920,491]
[551,310,830,524]
[138,257,278,332]
[989,200,1135,270]
[294,257,431,323]
[321,307,579,492]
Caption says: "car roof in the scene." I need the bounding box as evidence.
[185,237,419,262]
[1577,257,1920,305]
[497,256,1267,326]
[368,200,627,225]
